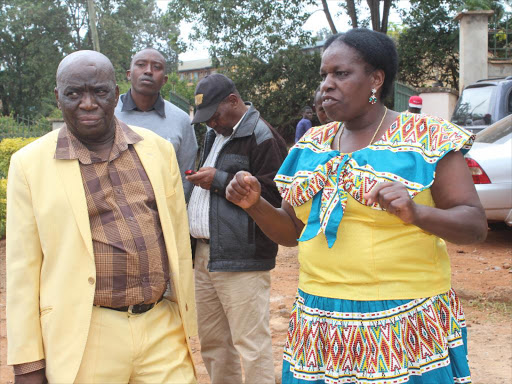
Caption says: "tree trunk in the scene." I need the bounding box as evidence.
[381,0,392,33]
[321,0,337,34]
[346,0,358,28]
[366,0,381,31]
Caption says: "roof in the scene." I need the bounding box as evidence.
[178,58,214,72]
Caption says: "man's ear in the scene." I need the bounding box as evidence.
[54,88,60,108]
[163,75,168,85]
[228,93,238,106]
[126,69,131,81]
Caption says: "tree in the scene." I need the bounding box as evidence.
[166,0,323,139]
[326,0,396,33]
[0,0,72,117]
[225,47,322,142]
[0,0,182,117]
[397,0,463,89]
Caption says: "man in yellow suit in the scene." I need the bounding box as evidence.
[6,50,197,383]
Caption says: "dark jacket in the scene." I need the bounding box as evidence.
[196,103,287,272]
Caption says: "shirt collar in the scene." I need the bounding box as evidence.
[55,117,144,164]
[212,110,248,138]
[120,89,166,118]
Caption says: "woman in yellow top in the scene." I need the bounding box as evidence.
[226,29,487,384]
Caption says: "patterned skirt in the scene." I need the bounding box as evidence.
[282,289,471,383]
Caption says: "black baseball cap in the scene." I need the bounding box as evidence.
[191,74,236,124]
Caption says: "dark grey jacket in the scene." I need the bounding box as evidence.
[196,103,287,272]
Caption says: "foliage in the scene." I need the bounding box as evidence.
[165,0,325,142]
[165,0,317,64]
[0,0,72,117]
[0,0,182,118]
[223,47,322,142]
[0,178,6,238]
[164,73,197,105]
[0,114,51,141]
[397,0,463,90]
[0,136,35,238]
[0,137,38,178]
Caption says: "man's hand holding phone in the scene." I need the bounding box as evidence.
[185,167,216,190]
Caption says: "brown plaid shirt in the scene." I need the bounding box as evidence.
[15,120,171,375]
[56,119,170,307]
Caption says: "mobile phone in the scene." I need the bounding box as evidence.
[185,170,196,176]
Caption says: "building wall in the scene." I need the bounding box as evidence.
[488,60,512,78]
[456,11,494,94]
[419,90,459,121]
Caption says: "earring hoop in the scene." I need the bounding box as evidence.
[369,88,377,105]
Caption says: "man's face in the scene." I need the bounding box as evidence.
[127,49,168,96]
[55,61,119,144]
[205,98,236,136]
[303,108,313,120]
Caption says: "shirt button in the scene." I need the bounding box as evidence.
[88,277,95,285]
[128,217,134,221]
[116,188,122,194]
[142,277,148,282]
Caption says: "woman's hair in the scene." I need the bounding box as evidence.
[323,28,398,99]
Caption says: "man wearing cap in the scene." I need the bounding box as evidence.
[408,95,423,114]
[115,48,197,199]
[186,74,287,384]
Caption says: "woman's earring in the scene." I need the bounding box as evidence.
[369,88,377,104]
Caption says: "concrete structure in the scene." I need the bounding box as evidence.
[49,118,65,131]
[488,59,512,78]
[455,10,494,94]
[418,87,459,121]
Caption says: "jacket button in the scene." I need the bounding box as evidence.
[88,277,95,285]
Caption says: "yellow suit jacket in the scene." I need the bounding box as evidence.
[6,126,197,383]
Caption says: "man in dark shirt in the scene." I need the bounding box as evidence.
[294,105,313,142]
[6,50,197,384]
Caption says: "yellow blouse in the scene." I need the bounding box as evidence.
[294,190,451,301]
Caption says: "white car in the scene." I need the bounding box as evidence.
[465,114,512,226]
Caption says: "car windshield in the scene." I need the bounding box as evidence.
[451,85,495,126]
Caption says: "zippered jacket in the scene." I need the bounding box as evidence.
[199,103,287,271]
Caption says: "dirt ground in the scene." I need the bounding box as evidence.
[1,226,511,384]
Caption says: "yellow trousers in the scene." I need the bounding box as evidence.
[75,299,196,383]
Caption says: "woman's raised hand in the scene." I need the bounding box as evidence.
[364,182,418,224]
[226,171,262,210]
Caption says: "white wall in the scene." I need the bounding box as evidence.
[419,91,459,121]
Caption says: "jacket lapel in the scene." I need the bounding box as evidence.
[55,158,94,259]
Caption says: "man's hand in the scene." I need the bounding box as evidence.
[226,171,262,210]
[186,167,216,190]
[15,369,47,384]
[364,182,418,224]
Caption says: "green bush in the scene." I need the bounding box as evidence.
[0,178,7,238]
[0,137,37,238]
[0,137,37,178]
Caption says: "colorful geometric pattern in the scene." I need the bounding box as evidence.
[283,289,471,383]
[274,113,475,248]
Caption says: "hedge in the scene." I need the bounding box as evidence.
[0,137,37,238]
